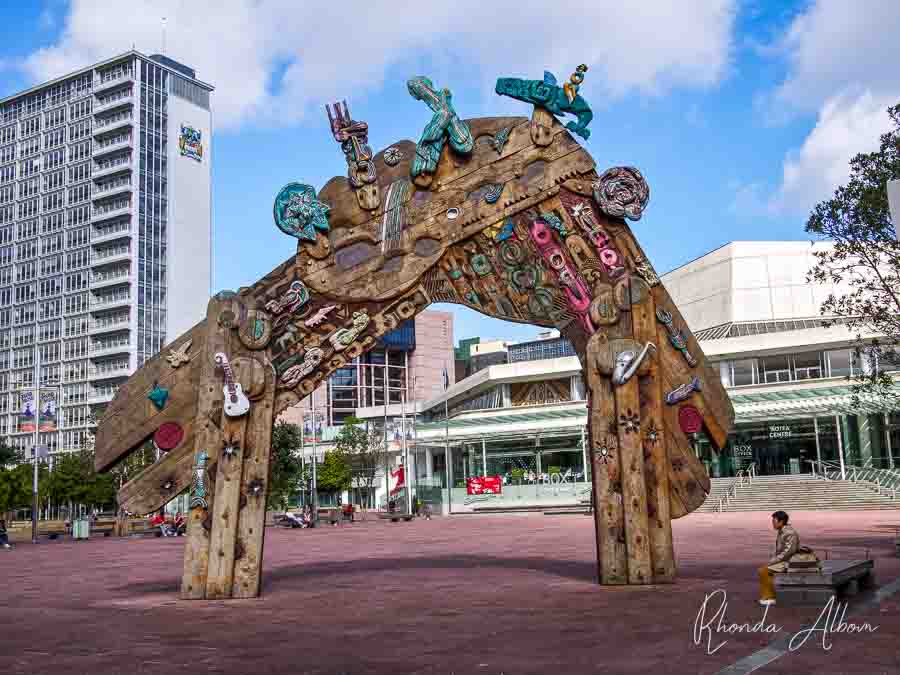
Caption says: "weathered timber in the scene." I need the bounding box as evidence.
[96,108,733,600]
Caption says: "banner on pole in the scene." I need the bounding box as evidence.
[39,389,57,432]
[466,476,502,495]
[18,391,36,433]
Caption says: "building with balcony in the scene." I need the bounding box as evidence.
[0,51,213,457]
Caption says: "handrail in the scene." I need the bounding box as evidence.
[718,469,747,512]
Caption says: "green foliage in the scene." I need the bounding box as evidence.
[806,103,900,405]
[317,449,351,495]
[334,416,387,507]
[268,421,304,510]
[0,439,22,466]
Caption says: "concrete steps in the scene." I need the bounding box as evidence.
[699,476,900,512]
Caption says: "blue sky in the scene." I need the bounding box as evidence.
[2,1,898,344]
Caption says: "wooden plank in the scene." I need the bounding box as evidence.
[586,331,627,584]
[633,291,676,583]
[116,422,197,515]
[205,414,251,599]
[181,296,229,600]
[613,376,653,584]
[232,361,277,598]
[95,323,205,472]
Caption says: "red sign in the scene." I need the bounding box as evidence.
[466,476,502,495]
[678,405,703,434]
[154,422,185,451]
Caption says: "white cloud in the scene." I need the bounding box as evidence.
[774,91,894,214]
[775,1,900,112]
[769,1,900,214]
[21,0,738,131]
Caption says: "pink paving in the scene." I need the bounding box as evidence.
[1,511,899,674]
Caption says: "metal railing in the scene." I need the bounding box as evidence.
[808,459,900,500]
[717,462,756,512]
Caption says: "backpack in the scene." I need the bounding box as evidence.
[787,545,822,573]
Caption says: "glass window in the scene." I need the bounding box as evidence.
[793,351,822,381]
[762,355,791,383]
[732,358,757,386]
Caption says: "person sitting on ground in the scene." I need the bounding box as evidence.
[342,502,354,522]
[0,519,11,549]
[173,511,186,536]
[278,512,298,528]
[758,510,799,607]
[301,505,313,527]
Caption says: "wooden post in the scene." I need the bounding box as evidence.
[586,331,627,584]
[181,296,228,599]
[632,287,675,583]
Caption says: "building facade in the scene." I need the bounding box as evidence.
[405,242,899,513]
[0,51,213,458]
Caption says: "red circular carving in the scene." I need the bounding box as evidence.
[678,405,703,434]
[154,422,185,451]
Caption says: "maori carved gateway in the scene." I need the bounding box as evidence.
[95,69,733,599]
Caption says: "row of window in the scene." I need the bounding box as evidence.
[716,348,880,387]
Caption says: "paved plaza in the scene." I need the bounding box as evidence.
[1,511,899,674]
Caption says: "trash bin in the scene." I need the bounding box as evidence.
[72,518,90,540]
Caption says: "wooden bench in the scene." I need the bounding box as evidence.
[378,512,414,522]
[775,560,875,605]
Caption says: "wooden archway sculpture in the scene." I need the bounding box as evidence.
[95,74,733,600]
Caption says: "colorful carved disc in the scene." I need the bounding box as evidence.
[154,422,185,451]
[678,405,703,434]
[239,309,273,350]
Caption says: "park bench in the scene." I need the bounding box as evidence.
[378,511,414,522]
[774,560,875,605]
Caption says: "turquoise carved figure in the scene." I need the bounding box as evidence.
[273,182,331,242]
[407,77,474,186]
[495,70,593,140]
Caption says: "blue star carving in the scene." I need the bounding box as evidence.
[148,383,169,411]
[273,182,331,242]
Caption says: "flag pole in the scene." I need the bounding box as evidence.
[443,363,452,515]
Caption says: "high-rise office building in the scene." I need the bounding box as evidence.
[0,50,213,458]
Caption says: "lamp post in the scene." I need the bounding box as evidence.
[305,401,327,527]
[15,374,61,545]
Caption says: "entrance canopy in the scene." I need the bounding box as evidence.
[730,384,900,421]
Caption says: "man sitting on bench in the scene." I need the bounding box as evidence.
[758,510,799,607]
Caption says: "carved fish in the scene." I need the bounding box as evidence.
[304,305,337,328]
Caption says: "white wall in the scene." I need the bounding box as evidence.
[662,241,836,331]
[166,94,212,340]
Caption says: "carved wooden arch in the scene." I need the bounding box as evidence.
[95,111,733,600]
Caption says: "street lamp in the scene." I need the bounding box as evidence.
[14,375,62,544]
[303,403,327,527]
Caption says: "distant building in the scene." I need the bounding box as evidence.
[0,51,213,457]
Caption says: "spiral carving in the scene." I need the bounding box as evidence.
[593,167,650,221]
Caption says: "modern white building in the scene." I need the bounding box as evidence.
[0,51,213,458]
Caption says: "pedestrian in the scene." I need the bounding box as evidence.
[424,502,432,520]
[758,510,799,607]
[0,519,11,549]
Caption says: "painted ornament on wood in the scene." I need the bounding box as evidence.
[407,76,474,187]
[273,183,331,242]
[326,100,379,211]
[593,167,650,221]
[495,68,593,140]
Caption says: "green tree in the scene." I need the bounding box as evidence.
[334,416,387,514]
[0,439,22,466]
[268,421,304,510]
[317,449,351,499]
[807,103,900,406]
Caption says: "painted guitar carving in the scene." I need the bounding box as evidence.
[215,352,250,418]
